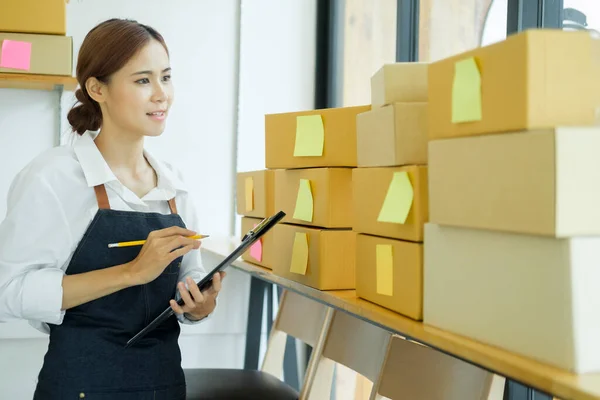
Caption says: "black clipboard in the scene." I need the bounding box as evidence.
[125,210,286,348]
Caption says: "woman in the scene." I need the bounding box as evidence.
[0,18,223,399]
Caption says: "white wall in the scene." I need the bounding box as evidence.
[0,0,316,398]
[0,90,61,398]
[236,0,316,172]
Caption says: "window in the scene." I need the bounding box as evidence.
[481,0,508,46]
[332,0,398,107]
[417,0,494,62]
[481,0,600,48]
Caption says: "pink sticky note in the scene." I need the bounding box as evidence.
[0,40,32,70]
[250,239,263,262]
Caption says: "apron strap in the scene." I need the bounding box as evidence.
[94,183,178,214]
[93,184,110,209]
[167,198,178,214]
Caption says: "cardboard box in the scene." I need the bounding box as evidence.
[0,33,72,76]
[429,127,600,237]
[240,217,276,269]
[428,29,600,140]
[371,63,428,108]
[236,170,275,218]
[357,102,428,167]
[265,105,371,169]
[271,223,355,290]
[424,223,600,373]
[275,168,353,229]
[352,166,428,242]
[356,234,423,320]
[0,0,66,35]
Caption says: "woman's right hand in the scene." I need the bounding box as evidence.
[125,226,201,285]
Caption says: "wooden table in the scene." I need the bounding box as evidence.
[202,237,600,400]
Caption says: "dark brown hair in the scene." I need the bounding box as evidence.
[67,18,169,135]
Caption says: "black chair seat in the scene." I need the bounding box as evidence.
[184,368,299,400]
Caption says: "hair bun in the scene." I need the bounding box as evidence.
[67,88,102,135]
[74,88,89,104]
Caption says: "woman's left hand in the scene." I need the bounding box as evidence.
[170,271,226,321]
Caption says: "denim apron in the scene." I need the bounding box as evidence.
[33,184,187,400]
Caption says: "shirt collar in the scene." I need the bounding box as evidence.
[144,148,189,199]
[73,131,117,188]
[73,131,188,201]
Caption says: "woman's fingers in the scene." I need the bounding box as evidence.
[205,271,226,296]
[168,243,197,262]
[186,277,206,303]
[177,281,197,310]
[165,235,200,253]
[170,299,184,314]
[170,273,226,317]
[154,226,197,239]
[211,272,222,293]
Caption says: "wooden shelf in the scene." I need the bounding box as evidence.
[0,73,78,91]
[202,236,600,400]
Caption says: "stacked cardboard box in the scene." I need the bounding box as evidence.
[353,63,429,321]
[235,169,276,269]
[0,0,72,76]
[423,29,600,373]
[265,105,370,290]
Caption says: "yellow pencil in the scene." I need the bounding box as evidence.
[108,234,209,248]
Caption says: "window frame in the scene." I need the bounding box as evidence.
[506,0,564,34]
[396,0,420,61]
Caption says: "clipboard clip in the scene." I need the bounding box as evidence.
[242,212,279,241]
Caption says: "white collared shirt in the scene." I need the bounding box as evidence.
[0,131,207,333]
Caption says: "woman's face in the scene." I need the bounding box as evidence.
[98,39,174,138]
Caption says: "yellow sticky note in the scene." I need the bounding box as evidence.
[452,57,482,123]
[290,232,309,275]
[376,244,393,296]
[294,115,324,156]
[378,171,414,224]
[245,177,254,212]
[293,179,313,222]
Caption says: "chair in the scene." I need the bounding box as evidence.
[300,308,391,400]
[184,289,331,399]
[369,335,505,400]
[299,308,505,400]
